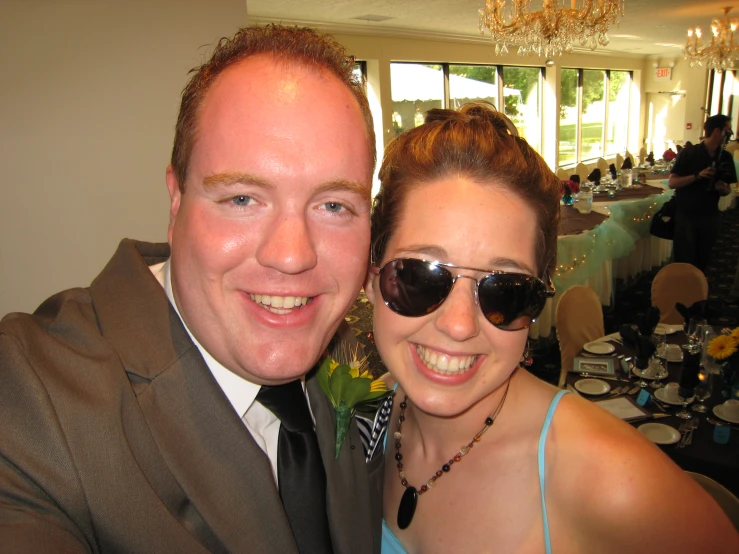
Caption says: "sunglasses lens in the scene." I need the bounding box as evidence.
[379,259,452,317]
[478,274,547,331]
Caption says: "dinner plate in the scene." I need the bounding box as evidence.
[574,378,611,395]
[637,423,681,445]
[654,386,685,405]
[583,341,615,355]
[713,404,739,424]
[655,323,682,335]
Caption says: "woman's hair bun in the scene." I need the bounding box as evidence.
[424,101,519,137]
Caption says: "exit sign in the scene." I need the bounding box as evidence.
[655,67,672,81]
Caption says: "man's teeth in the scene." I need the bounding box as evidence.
[416,345,478,375]
[249,294,310,314]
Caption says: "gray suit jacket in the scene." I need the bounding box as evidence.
[0,240,383,553]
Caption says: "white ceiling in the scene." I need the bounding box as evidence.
[246,0,733,59]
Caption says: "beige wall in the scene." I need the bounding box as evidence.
[642,57,709,151]
[0,9,709,316]
[0,0,246,316]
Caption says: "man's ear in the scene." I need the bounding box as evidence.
[363,266,377,306]
[165,165,182,245]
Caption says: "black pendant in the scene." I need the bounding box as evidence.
[397,486,418,530]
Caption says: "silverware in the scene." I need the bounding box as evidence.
[677,421,690,446]
[577,373,629,382]
[652,413,671,419]
[686,417,700,446]
[707,416,739,430]
[679,416,699,448]
[627,385,641,395]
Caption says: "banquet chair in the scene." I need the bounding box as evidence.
[639,146,647,162]
[555,286,604,388]
[596,157,609,174]
[651,263,709,324]
[575,162,590,182]
[556,168,569,180]
[686,472,739,531]
[616,153,624,168]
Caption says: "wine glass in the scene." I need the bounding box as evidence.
[692,370,713,413]
[653,329,667,360]
[649,355,668,389]
[675,385,695,419]
[633,358,651,388]
[686,318,706,349]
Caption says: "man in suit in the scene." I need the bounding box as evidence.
[0,25,382,553]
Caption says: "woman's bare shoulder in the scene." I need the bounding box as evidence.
[544,395,739,552]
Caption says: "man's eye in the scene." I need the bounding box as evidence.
[322,201,346,213]
[231,195,253,207]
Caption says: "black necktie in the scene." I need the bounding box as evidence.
[256,381,333,554]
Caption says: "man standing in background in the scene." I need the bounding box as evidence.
[669,114,736,272]
[0,25,381,553]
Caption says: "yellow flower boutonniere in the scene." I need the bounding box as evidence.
[318,344,392,459]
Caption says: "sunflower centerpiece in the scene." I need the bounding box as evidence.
[706,328,739,399]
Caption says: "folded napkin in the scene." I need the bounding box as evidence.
[637,306,661,337]
[619,324,639,349]
[634,335,657,369]
[587,168,601,183]
[621,157,633,170]
[569,174,580,184]
[646,152,655,165]
[676,301,706,331]
[678,348,701,390]
[608,163,617,179]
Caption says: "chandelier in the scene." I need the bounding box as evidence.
[479,0,624,63]
[684,7,739,73]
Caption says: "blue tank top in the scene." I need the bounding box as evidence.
[381,390,569,554]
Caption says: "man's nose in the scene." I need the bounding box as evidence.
[256,213,318,274]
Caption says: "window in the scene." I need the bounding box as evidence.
[390,62,543,148]
[559,68,632,166]
[390,63,443,136]
[503,67,542,152]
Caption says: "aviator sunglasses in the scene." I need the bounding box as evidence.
[373,258,555,331]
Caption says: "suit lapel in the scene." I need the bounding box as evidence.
[90,240,298,553]
[308,375,380,554]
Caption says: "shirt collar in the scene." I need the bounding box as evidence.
[149,260,259,418]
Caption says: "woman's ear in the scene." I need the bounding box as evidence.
[363,267,377,306]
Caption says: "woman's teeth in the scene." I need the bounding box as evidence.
[416,345,478,375]
[249,294,310,314]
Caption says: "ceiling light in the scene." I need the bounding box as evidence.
[479,0,624,60]
[684,7,739,72]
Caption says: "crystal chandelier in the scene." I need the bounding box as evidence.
[479,0,624,64]
[684,7,739,73]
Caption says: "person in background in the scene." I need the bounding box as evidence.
[669,114,736,272]
[0,25,383,553]
[364,102,738,553]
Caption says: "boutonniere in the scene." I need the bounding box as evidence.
[318,345,392,459]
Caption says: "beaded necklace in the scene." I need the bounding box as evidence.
[393,379,511,530]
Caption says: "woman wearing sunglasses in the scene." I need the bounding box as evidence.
[365,102,737,553]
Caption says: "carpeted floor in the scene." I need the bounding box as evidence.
[346,205,739,382]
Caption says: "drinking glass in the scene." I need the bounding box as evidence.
[675,385,695,419]
[653,330,667,359]
[649,356,668,389]
[687,318,706,349]
[633,359,651,388]
[692,370,713,413]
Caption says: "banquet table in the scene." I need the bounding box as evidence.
[530,185,674,339]
[564,331,739,496]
